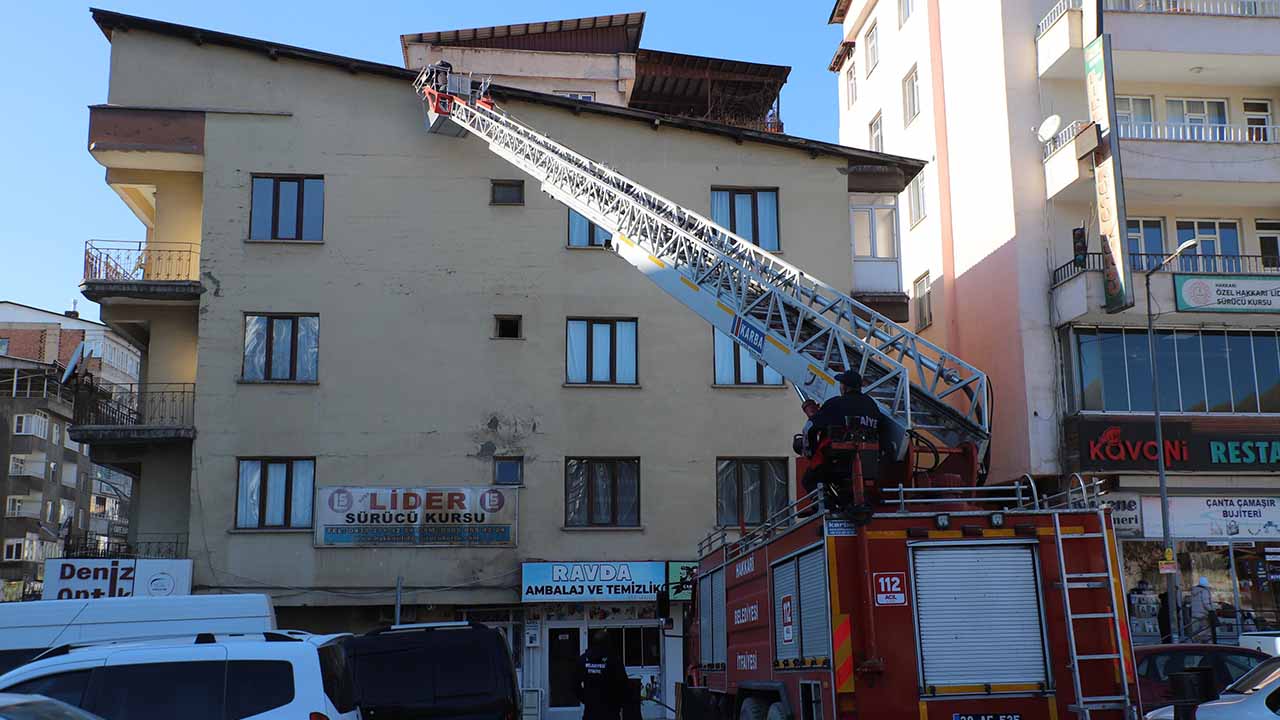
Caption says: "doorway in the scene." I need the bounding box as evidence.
[548,627,581,710]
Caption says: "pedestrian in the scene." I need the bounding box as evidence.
[575,630,628,720]
[1189,576,1214,641]
[1157,590,1172,644]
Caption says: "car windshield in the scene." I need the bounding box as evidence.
[1224,655,1280,695]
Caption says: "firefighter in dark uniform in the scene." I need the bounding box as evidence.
[574,630,629,720]
[801,370,888,496]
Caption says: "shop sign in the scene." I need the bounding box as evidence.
[522,562,666,602]
[1141,495,1280,539]
[1103,492,1143,537]
[1174,274,1280,313]
[1085,33,1133,313]
[42,559,192,600]
[667,561,697,602]
[1077,420,1280,472]
[314,486,517,547]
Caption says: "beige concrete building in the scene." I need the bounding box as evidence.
[72,9,922,710]
[829,0,1280,638]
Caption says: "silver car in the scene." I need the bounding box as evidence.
[1145,655,1280,719]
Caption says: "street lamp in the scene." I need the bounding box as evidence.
[1146,238,1197,642]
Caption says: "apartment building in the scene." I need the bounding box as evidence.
[829,0,1280,635]
[73,9,922,710]
[0,301,141,388]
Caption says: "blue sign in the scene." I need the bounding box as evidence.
[733,317,766,355]
[522,561,666,602]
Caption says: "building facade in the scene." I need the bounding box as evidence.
[73,9,922,712]
[830,0,1280,639]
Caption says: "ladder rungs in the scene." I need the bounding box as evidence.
[1071,612,1115,619]
[1080,695,1128,703]
[1066,572,1111,579]
[1063,581,1109,589]
[1070,703,1129,712]
[1062,532,1106,538]
[1076,653,1121,661]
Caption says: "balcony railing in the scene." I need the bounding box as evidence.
[1,369,75,404]
[1119,122,1280,144]
[61,533,188,560]
[1039,0,1084,35]
[1053,251,1280,285]
[74,383,195,428]
[1043,120,1088,160]
[7,458,46,480]
[1104,0,1280,17]
[83,240,199,283]
[4,499,43,520]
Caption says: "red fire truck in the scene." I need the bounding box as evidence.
[684,463,1136,720]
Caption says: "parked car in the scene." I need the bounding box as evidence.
[0,693,102,720]
[1135,643,1270,715]
[0,632,357,720]
[344,621,520,720]
[1144,654,1280,719]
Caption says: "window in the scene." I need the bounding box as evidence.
[845,64,856,108]
[0,338,8,355]
[558,91,595,102]
[1074,327,1280,413]
[1115,96,1154,138]
[566,319,637,385]
[250,175,324,241]
[494,457,524,485]
[568,209,612,248]
[907,171,927,226]
[850,194,898,259]
[716,458,788,527]
[869,113,884,153]
[913,273,933,330]
[1127,218,1165,271]
[62,464,76,488]
[495,315,523,339]
[242,314,319,382]
[565,458,639,527]
[1175,219,1241,272]
[2,540,21,561]
[1166,98,1229,141]
[899,0,915,25]
[714,329,782,385]
[5,669,93,707]
[89,661,226,720]
[490,179,525,206]
[5,496,22,517]
[51,423,60,447]
[13,412,48,438]
[1258,220,1280,269]
[598,626,661,667]
[902,66,921,125]
[226,661,296,719]
[864,23,879,73]
[236,458,315,529]
[1245,99,1273,143]
[711,188,780,252]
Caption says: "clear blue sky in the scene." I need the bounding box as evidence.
[0,2,843,322]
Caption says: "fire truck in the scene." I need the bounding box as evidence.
[412,65,1135,720]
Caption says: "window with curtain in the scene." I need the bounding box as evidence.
[713,329,782,385]
[567,209,612,247]
[1115,96,1154,138]
[1074,327,1280,414]
[565,458,640,527]
[566,319,637,384]
[1175,219,1240,273]
[242,314,319,382]
[711,188,780,252]
[249,176,324,241]
[236,458,315,529]
[716,459,788,527]
[1166,98,1229,141]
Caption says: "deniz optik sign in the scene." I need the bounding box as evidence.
[42,559,193,600]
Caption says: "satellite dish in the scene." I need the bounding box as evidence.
[1036,115,1063,144]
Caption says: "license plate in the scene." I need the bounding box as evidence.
[952,715,1022,720]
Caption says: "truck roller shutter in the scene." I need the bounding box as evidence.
[699,574,714,665]
[912,543,1048,691]
[712,568,727,665]
[773,560,799,662]
[798,549,830,659]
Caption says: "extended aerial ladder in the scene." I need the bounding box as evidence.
[412,66,991,460]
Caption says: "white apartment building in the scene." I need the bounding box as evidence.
[71,9,923,712]
[830,0,1280,638]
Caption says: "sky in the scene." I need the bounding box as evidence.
[0,1,844,323]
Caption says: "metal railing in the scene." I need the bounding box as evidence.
[1054,251,1280,285]
[1042,120,1087,160]
[7,458,46,479]
[61,533,188,560]
[4,500,42,520]
[83,240,199,283]
[74,383,195,428]
[698,489,823,558]
[1118,121,1280,144]
[1038,0,1084,35]
[1,369,75,404]
[1105,0,1280,16]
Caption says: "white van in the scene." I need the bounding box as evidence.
[0,594,276,674]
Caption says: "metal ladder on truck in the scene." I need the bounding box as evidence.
[1048,477,1133,719]
[412,66,991,454]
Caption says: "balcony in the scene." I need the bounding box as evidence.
[70,383,196,444]
[62,533,188,560]
[81,240,203,304]
[4,495,43,520]
[7,458,47,486]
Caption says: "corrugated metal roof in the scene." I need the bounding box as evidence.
[401,12,645,55]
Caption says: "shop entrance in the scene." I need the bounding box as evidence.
[548,627,582,712]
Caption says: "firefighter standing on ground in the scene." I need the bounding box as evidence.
[575,630,630,720]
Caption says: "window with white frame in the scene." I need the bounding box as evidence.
[1114,96,1154,138]
[851,194,899,259]
[4,497,20,517]
[51,423,60,447]
[13,412,48,438]
[899,0,915,25]
[1245,99,1273,143]
[1257,220,1280,269]
[864,23,879,74]
[2,539,21,561]
[913,272,933,330]
[869,113,883,153]
[902,66,920,125]
[1126,218,1165,272]
[1166,98,1229,141]
[845,64,857,108]
[1175,218,1241,272]
[907,171,927,226]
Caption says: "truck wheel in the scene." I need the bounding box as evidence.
[765,702,787,720]
[739,697,768,720]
